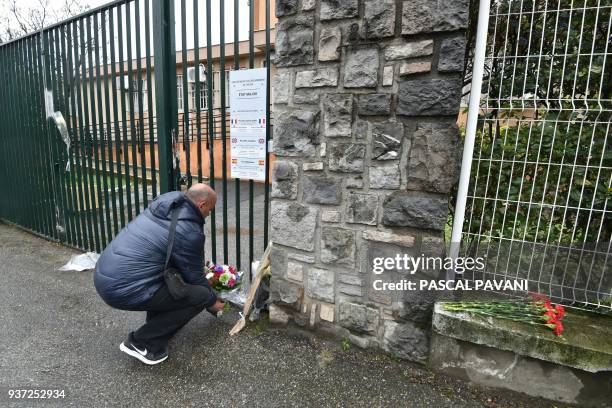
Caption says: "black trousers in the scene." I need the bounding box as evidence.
[125,284,213,353]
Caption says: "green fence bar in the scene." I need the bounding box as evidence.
[93,15,112,246]
[193,0,202,183]
[109,9,127,229]
[153,0,178,193]
[144,0,157,199]
[233,0,241,271]
[100,10,120,237]
[181,0,191,188]
[69,21,91,248]
[263,0,271,248]
[134,0,147,209]
[86,15,107,251]
[248,0,255,277]
[48,28,71,244]
[117,6,134,221]
[40,33,59,240]
[219,0,229,265]
[205,0,217,262]
[126,2,141,217]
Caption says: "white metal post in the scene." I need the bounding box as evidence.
[448,0,491,280]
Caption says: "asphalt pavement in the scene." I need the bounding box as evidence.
[0,223,556,408]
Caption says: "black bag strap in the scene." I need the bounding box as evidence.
[164,202,180,269]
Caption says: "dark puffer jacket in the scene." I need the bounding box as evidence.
[94,191,216,309]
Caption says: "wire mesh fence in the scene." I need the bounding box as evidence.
[458,0,611,310]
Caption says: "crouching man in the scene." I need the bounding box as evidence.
[94,183,224,365]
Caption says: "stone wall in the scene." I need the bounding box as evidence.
[270,0,468,362]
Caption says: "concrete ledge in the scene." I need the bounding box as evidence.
[432,302,612,373]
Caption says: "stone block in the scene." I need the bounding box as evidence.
[269,304,290,325]
[271,201,318,250]
[362,230,415,247]
[344,48,379,88]
[303,162,324,171]
[346,176,364,188]
[306,267,335,303]
[321,210,341,223]
[303,174,342,205]
[318,26,342,61]
[384,40,433,60]
[369,164,400,189]
[321,226,356,266]
[273,70,292,104]
[338,301,379,334]
[363,0,395,39]
[276,15,315,67]
[343,22,362,45]
[407,122,461,194]
[383,65,394,86]
[357,94,391,116]
[302,0,316,11]
[394,289,436,324]
[438,36,467,72]
[382,191,448,230]
[328,143,365,172]
[401,0,469,35]
[319,303,335,322]
[322,93,353,137]
[421,235,445,258]
[271,246,288,276]
[276,0,299,17]
[338,273,363,285]
[382,320,429,363]
[286,261,304,282]
[346,193,378,225]
[399,61,432,76]
[272,161,298,199]
[274,109,320,157]
[295,67,339,88]
[372,121,403,160]
[271,278,303,307]
[321,0,358,20]
[339,284,362,297]
[294,90,320,105]
[353,119,369,139]
[398,78,462,116]
[288,253,316,264]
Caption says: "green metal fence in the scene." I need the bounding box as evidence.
[0,0,272,274]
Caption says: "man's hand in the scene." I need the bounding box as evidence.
[207,299,225,313]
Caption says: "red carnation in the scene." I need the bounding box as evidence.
[555,304,566,319]
[553,321,564,336]
[541,310,558,323]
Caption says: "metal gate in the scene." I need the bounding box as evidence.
[0,0,273,274]
[452,0,611,309]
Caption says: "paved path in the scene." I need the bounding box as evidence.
[0,223,555,407]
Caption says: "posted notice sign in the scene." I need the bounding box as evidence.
[229,68,267,181]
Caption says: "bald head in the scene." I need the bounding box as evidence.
[186,183,217,218]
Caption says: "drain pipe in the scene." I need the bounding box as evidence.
[448,0,491,281]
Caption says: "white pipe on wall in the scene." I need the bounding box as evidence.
[448,0,491,280]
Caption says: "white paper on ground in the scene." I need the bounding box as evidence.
[58,252,100,271]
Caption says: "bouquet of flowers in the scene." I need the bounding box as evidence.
[442,293,566,337]
[205,261,243,292]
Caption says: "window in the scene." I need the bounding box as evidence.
[189,83,207,110]
[132,79,140,112]
[176,74,183,111]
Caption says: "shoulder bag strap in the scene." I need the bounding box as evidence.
[164,203,180,269]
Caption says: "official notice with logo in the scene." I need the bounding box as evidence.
[229,68,267,181]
